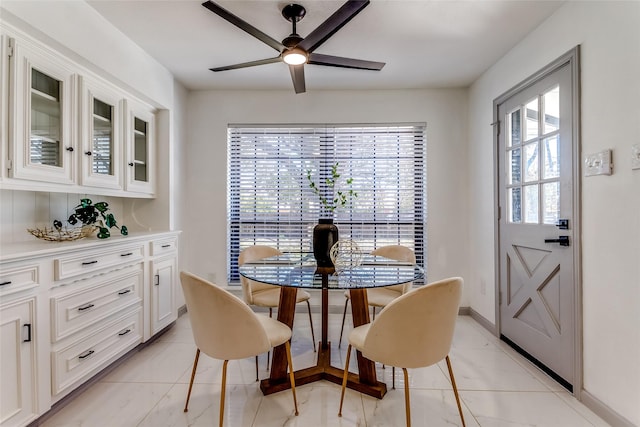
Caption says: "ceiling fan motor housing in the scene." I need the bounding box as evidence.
[282,4,306,22]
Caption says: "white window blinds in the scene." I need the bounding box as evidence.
[227,124,426,283]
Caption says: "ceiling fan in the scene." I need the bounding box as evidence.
[202,0,385,94]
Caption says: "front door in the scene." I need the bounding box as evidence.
[496,49,580,391]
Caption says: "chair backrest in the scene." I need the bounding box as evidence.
[238,245,282,304]
[361,277,463,368]
[180,271,272,360]
[371,245,416,294]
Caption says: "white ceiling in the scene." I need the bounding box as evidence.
[86,0,564,92]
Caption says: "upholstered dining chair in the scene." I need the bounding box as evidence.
[239,245,316,379]
[180,271,299,427]
[338,245,416,348]
[338,277,465,427]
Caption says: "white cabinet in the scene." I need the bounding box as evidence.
[50,264,143,399]
[0,231,180,421]
[2,30,157,198]
[0,296,37,427]
[8,37,77,185]
[124,100,155,195]
[79,75,124,190]
[150,255,176,336]
[0,260,42,427]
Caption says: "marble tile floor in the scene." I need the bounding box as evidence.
[41,313,610,427]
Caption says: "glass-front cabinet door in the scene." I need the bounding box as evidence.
[9,39,76,184]
[125,100,154,195]
[80,76,122,189]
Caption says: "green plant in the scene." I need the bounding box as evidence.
[57,198,128,239]
[306,162,357,215]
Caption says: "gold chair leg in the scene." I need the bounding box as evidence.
[183,349,201,412]
[338,344,352,417]
[445,355,466,427]
[285,341,299,416]
[219,360,229,427]
[402,367,411,427]
[338,298,349,348]
[306,300,317,352]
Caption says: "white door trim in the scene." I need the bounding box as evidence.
[492,46,582,397]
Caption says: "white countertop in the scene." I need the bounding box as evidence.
[0,230,181,263]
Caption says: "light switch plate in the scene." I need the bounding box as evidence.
[584,149,613,176]
[632,144,640,170]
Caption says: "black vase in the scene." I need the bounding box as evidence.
[313,218,339,267]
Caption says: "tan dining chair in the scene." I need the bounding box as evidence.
[338,245,416,348]
[239,245,316,379]
[180,271,299,427]
[338,277,465,427]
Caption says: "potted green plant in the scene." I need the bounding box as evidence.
[306,162,357,267]
[65,198,128,239]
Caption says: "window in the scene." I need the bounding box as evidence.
[227,124,426,283]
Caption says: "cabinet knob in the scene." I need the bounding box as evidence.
[66,147,74,152]
[128,162,134,167]
[85,151,92,156]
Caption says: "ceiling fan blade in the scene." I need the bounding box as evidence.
[289,65,306,94]
[210,56,282,72]
[202,1,284,52]
[308,53,385,71]
[297,0,370,53]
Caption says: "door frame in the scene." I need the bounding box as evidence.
[492,46,582,397]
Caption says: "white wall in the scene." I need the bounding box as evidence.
[468,1,640,424]
[184,89,471,302]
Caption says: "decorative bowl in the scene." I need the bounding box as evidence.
[27,225,96,242]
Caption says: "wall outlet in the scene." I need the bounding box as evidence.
[584,149,613,176]
[632,144,640,170]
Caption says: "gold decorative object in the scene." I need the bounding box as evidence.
[27,225,96,242]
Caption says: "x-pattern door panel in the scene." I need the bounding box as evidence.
[497,54,578,389]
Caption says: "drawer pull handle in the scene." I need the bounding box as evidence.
[154,274,160,286]
[81,260,98,266]
[161,244,171,248]
[121,252,133,257]
[23,324,32,343]
[78,350,95,360]
[118,289,131,296]
[0,281,11,286]
[78,303,95,311]
[118,329,131,336]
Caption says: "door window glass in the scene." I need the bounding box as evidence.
[506,86,561,225]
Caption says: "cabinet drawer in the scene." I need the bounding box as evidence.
[51,308,142,396]
[150,237,177,256]
[54,243,144,281]
[51,267,142,341]
[0,263,39,296]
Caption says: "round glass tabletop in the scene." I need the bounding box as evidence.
[239,252,424,289]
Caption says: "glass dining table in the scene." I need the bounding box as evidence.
[239,252,424,399]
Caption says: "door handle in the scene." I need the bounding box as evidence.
[545,236,570,246]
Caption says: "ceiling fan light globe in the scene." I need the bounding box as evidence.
[283,48,308,65]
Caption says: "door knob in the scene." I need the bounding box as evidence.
[545,236,570,246]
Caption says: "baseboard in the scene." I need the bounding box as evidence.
[469,307,499,336]
[580,390,636,427]
[177,303,187,316]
